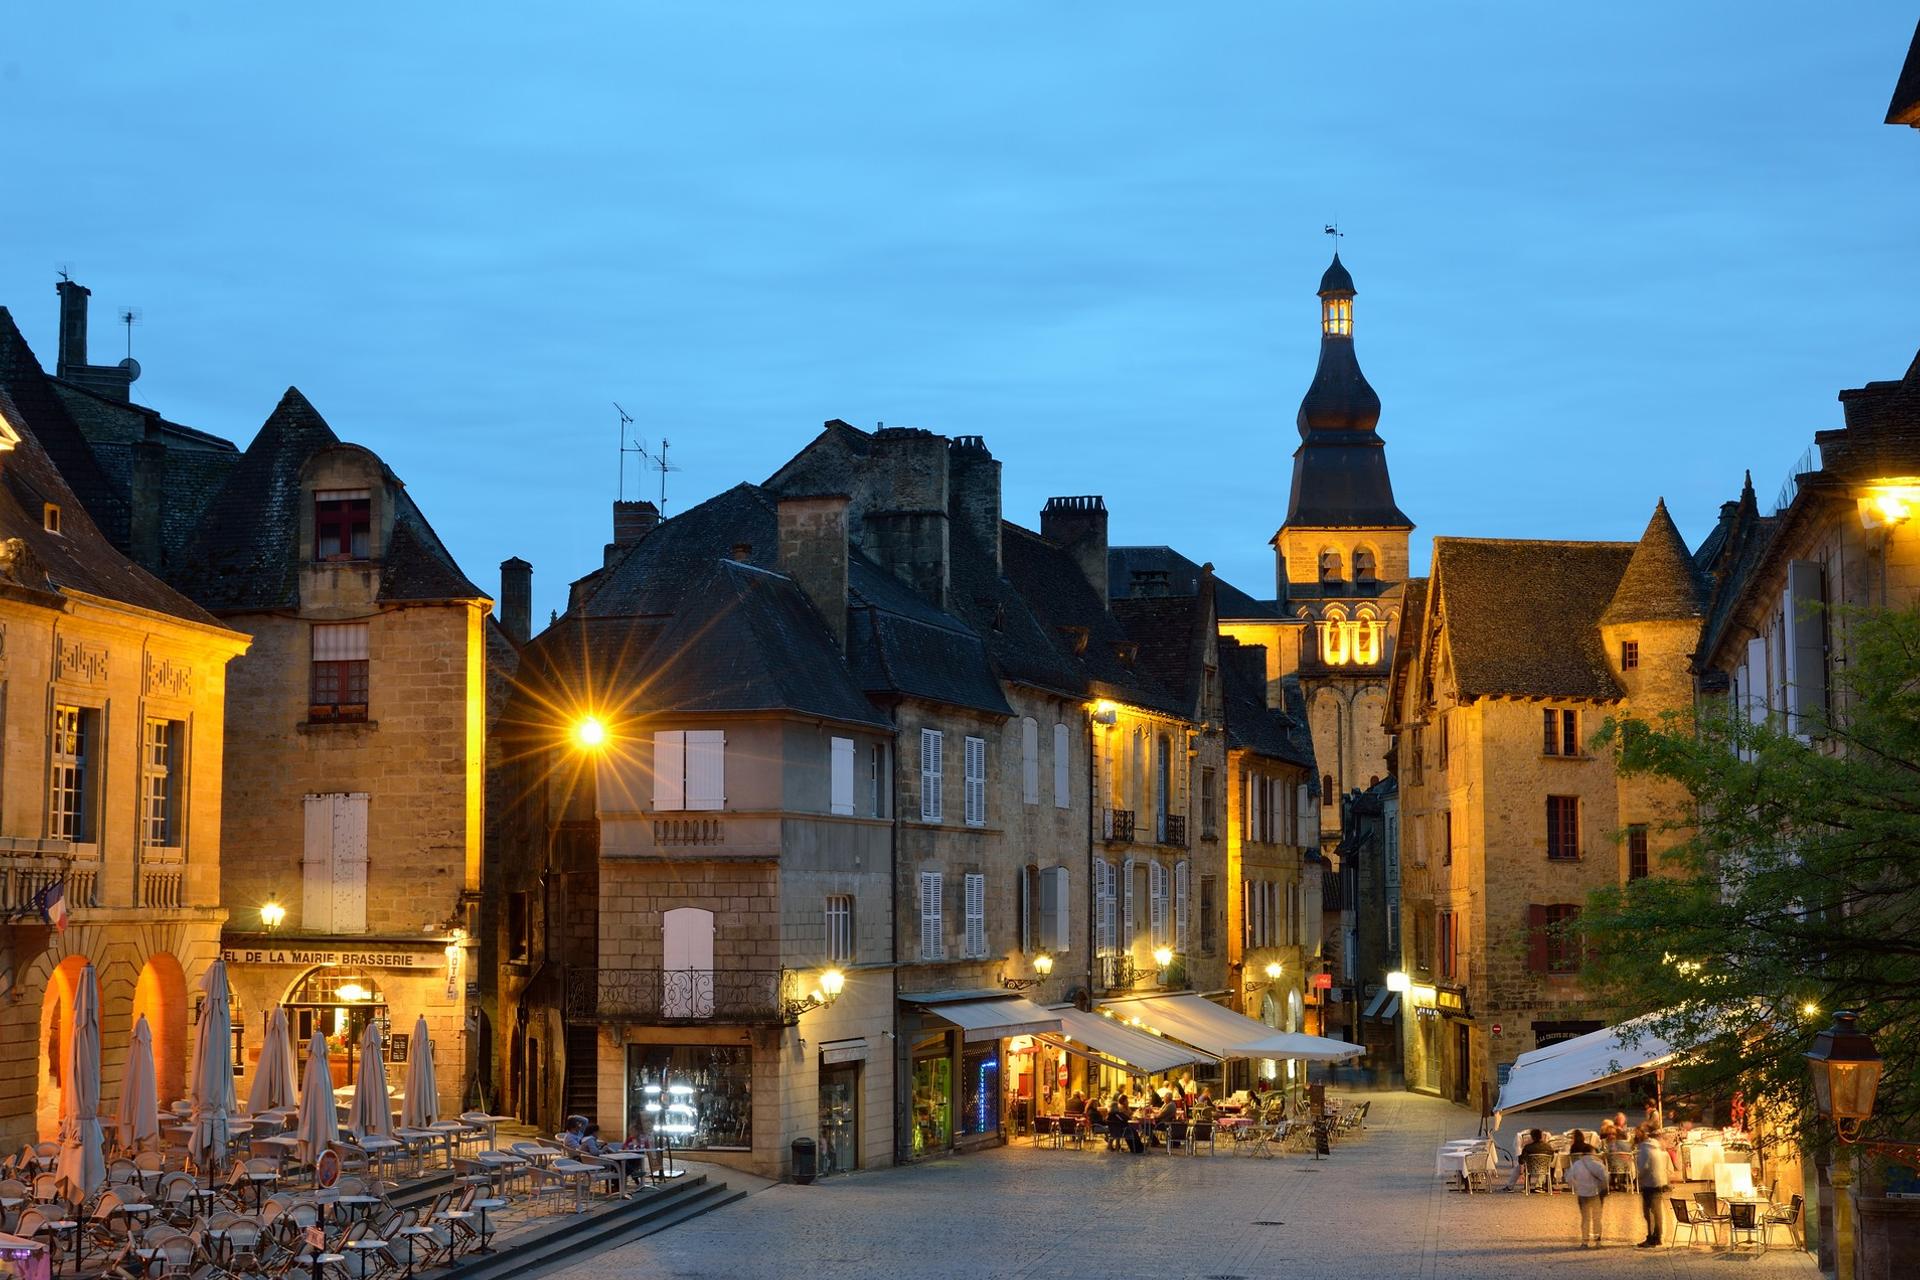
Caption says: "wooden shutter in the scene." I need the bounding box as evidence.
[1096,860,1115,953]
[964,872,986,958]
[964,736,986,825]
[920,729,943,822]
[919,872,944,960]
[830,737,855,815]
[1021,719,1039,805]
[302,794,335,932]
[1042,866,1069,952]
[1295,784,1313,846]
[662,907,715,1016]
[1018,871,1032,954]
[331,792,369,933]
[652,730,686,811]
[1175,859,1190,949]
[1526,903,1549,973]
[1122,858,1135,945]
[1787,561,1828,734]
[1052,723,1070,808]
[684,730,725,810]
[1149,861,1168,945]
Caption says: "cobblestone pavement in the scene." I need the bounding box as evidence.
[549,1092,1819,1280]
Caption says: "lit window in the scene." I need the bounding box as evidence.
[142,718,183,847]
[50,704,97,842]
[1322,297,1353,337]
[43,503,61,534]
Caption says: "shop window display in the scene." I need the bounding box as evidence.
[911,1050,951,1155]
[625,1044,752,1151]
[960,1046,999,1137]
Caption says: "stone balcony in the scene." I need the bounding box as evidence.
[0,838,88,916]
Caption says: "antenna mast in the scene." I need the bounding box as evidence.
[613,402,683,515]
[614,402,637,500]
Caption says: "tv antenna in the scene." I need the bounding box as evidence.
[614,402,682,514]
[117,307,143,381]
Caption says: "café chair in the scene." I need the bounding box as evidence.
[1763,1194,1804,1250]
[1669,1197,1718,1249]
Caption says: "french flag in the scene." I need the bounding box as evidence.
[37,882,68,932]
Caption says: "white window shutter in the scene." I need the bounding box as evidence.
[921,729,943,822]
[964,736,987,826]
[1122,858,1136,945]
[302,794,334,932]
[1096,860,1115,953]
[662,907,716,1017]
[1021,718,1039,805]
[964,873,986,958]
[1038,866,1063,951]
[684,730,725,810]
[919,871,944,960]
[331,793,369,933]
[1175,859,1190,949]
[1051,867,1071,953]
[1150,861,1168,945]
[830,737,855,815]
[653,731,686,811]
[1052,723,1070,809]
[1295,783,1312,847]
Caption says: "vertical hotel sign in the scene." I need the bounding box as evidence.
[445,941,462,1000]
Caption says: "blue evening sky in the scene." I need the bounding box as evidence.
[4,4,1916,623]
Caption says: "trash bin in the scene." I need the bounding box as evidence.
[791,1137,817,1184]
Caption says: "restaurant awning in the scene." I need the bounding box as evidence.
[1362,990,1401,1021]
[1035,1005,1219,1077]
[1492,1011,1686,1128]
[901,991,1062,1043]
[1099,993,1364,1062]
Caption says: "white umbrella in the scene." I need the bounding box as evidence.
[347,1020,392,1140]
[401,1016,437,1129]
[247,1005,298,1115]
[116,1014,160,1151]
[54,963,105,1199]
[187,960,236,1176]
[295,1029,339,1163]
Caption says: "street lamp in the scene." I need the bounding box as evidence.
[260,900,286,932]
[571,715,608,750]
[1386,970,1411,994]
[783,968,845,1021]
[1856,478,1920,529]
[1000,952,1054,991]
[1807,1011,1882,1280]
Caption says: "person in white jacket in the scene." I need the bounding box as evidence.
[1566,1147,1610,1248]
[1634,1127,1676,1246]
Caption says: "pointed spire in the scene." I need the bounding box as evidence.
[1296,252,1380,435]
[1601,499,1710,626]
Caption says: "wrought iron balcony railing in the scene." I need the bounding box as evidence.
[566,966,790,1025]
[1163,815,1187,847]
[1095,952,1137,992]
[1103,808,1136,844]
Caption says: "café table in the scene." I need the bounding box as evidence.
[396,1224,437,1279]
[40,1217,82,1273]
[302,1251,347,1280]
[595,1149,651,1195]
[1436,1140,1496,1193]
[463,1114,516,1151]
[427,1121,475,1164]
[548,1160,603,1213]
[244,1170,279,1213]
[331,1193,382,1224]
[470,1197,508,1253]
[347,1236,390,1279]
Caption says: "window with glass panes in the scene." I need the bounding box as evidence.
[314,489,371,560]
[1542,707,1580,756]
[310,623,370,722]
[825,895,854,964]
[1547,795,1580,860]
[49,704,94,841]
[1627,824,1649,880]
[142,718,183,846]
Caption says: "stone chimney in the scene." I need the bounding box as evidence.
[947,435,1001,572]
[128,425,165,572]
[861,428,949,607]
[499,557,532,645]
[778,494,850,651]
[604,499,659,568]
[56,279,89,376]
[1041,495,1109,606]
[1129,567,1171,598]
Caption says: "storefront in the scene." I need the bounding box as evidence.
[817,1040,864,1173]
[896,991,1061,1161]
[219,937,470,1118]
[625,1043,754,1152]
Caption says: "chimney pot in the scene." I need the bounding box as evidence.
[778,494,851,652]
[613,500,659,547]
[499,557,533,645]
[1041,495,1110,607]
[56,279,90,376]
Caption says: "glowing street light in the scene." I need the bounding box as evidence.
[572,715,608,749]
[260,900,286,932]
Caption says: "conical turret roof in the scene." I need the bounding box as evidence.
[1600,499,1709,626]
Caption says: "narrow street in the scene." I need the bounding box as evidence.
[548,1093,1820,1280]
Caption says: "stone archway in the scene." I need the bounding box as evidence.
[132,953,189,1105]
[36,955,90,1142]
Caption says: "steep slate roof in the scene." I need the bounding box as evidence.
[945,526,1086,699]
[0,309,132,549]
[1221,637,1315,769]
[847,550,1011,716]
[1599,500,1710,625]
[175,388,483,610]
[1108,545,1279,618]
[1889,18,1920,126]
[1111,593,1209,714]
[0,326,225,627]
[1432,538,1634,701]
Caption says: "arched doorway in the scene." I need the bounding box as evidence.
[37,955,89,1141]
[284,968,389,1088]
[132,954,188,1105]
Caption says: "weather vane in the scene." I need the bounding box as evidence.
[1324,222,1343,248]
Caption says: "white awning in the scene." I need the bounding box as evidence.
[903,993,1061,1043]
[1099,993,1364,1062]
[1493,1012,1686,1128]
[1036,1006,1219,1077]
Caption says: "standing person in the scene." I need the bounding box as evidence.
[1567,1143,1609,1248]
[1634,1125,1674,1247]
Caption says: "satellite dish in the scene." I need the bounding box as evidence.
[118,357,141,382]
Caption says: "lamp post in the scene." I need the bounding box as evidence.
[1806,1011,1883,1280]
[260,899,286,933]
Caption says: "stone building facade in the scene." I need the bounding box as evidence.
[0,310,249,1151]
[1387,507,1706,1108]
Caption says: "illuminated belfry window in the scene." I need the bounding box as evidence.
[1318,617,1386,666]
[1322,296,1352,337]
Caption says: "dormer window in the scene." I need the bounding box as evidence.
[315,489,371,561]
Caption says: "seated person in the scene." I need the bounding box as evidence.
[1505,1128,1555,1190]
[1105,1097,1132,1148]
[1569,1128,1595,1155]
[1064,1091,1087,1117]
[560,1116,588,1150]
[1191,1090,1217,1124]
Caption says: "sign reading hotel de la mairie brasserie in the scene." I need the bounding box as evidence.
[220,946,441,969]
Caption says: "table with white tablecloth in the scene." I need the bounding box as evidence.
[1436,1139,1498,1191]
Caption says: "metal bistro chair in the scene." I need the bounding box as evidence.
[1763,1193,1804,1250]
[1669,1197,1717,1249]
[1726,1200,1765,1252]
[1521,1152,1556,1194]
[1187,1118,1216,1156]
[1605,1150,1636,1192]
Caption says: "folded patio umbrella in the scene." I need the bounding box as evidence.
[295,1028,340,1163]
[247,1005,298,1115]
[401,1016,437,1129]
[348,1020,393,1140]
[54,963,105,1200]
[187,960,237,1176]
[116,1014,160,1151]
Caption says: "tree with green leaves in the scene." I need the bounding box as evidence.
[1583,604,1920,1150]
